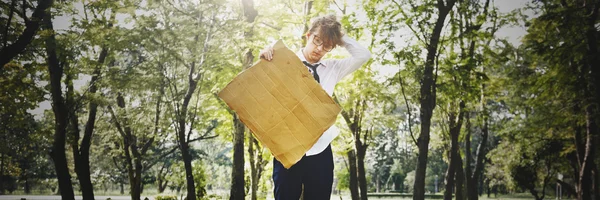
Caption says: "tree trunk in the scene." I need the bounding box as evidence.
[0,0,53,69]
[355,128,369,200]
[0,152,4,194]
[455,155,465,200]
[348,150,360,200]
[134,157,143,200]
[158,178,168,193]
[249,135,258,200]
[179,128,196,200]
[357,144,368,200]
[465,114,473,200]
[338,99,370,200]
[583,1,600,199]
[444,101,465,200]
[375,173,380,193]
[593,163,599,200]
[108,90,159,200]
[126,135,140,200]
[176,29,212,200]
[24,177,30,194]
[230,114,245,200]
[140,181,144,194]
[414,1,457,199]
[443,148,456,200]
[66,69,96,200]
[578,106,596,200]
[469,107,488,200]
[248,135,266,200]
[230,1,258,199]
[157,164,170,193]
[74,45,107,200]
[43,7,75,200]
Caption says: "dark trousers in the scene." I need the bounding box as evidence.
[272,145,334,200]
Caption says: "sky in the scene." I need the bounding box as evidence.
[28,0,531,118]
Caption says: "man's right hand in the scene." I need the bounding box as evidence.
[259,46,274,61]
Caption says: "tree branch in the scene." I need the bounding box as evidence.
[398,66,418,146]
[0,0,54,70]
[260,22,282,31]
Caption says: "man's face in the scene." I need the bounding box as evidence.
[304,32,334,63]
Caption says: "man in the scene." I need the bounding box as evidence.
[259,14,371,200]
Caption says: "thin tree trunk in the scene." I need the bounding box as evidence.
[120,181,124,195]
[470,106,488,200]
[348,150,360,200]
[249,134,257,200]
[465,113,473,200]
[593,163,599,200]
[579,106,596,200]
[177,105,197,200]
[135,158,143,199]
[301,1,314,46]
[443,147,456,200]
[43,7,75,200]
[176,21,214,199]
[157,164,170,193]
[375,173,380,193]
[65,64,96,200]
[414,1,457,199]
[357,140,368,200]
[582,1,600,198]
[24,175,30,194]
[455,154,465,200]
[230,114,245,200]
[248,136,266,200]
[338,98,369,200]
[444,101,465,200]
[0,152,4,194]
[71,42,109,200]
[108,91,158,200]
[240,0,258,199]
[65,42,108,199]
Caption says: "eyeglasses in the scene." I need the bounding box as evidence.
[312,35,334,52]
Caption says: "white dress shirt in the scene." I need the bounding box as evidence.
[296,35,371,156]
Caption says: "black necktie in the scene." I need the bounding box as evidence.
[302,61,320,83]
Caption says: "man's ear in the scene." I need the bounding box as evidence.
[306,32,312,38]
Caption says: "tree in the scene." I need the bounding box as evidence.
[42,1,75,198]
[0,27,46,194]
[486,1,600,199]
[143,1,235,199]
[434,0,497,199]
[107,90,162,200]
[383,0,458,198]
[64,4,119,198]
[230,0,258,199]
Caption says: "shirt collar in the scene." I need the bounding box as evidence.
[296,49,327,68]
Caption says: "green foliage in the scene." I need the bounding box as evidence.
[4,0,597,197]
[336,165,350,191]
[154,195,177,200]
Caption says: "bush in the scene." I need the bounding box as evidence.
[155,195,178,200]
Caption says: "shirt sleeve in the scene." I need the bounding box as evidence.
[330,35,372,81]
